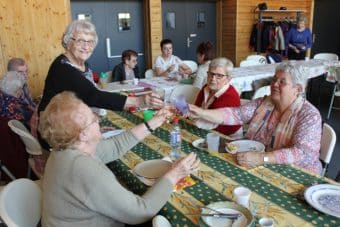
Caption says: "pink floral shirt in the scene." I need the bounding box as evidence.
[222,98,322,174]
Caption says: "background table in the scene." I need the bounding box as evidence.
[101,110,340,227]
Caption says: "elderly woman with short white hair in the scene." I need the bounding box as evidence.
[38,20,162,121]
[0,71,35,126]
[189,62,322,174]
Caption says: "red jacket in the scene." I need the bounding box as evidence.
[195,85,241,135]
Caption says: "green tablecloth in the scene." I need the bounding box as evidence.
[101,111,340,227]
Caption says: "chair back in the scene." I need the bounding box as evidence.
[0,178,41,227]
[252,85,271,100]
[152,215,172,227]
[313,53,339,61]
[240,60,262,67]
[320,123,336,176]
[246,55,267,64]
[169,84,200,104]
[7,120,42,155]
[182,60,198,73]
[145,69,155,78]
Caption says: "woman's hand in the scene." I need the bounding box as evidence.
[148,107,174,129]
[144,92,164,109]
[186,104,203,119]
[168,64,175,73]
[164,152,200,184]
[236,152,263,168]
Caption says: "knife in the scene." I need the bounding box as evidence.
[186,213,241,219]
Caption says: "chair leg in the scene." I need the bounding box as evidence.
[326,83,337,119]
[321,163,329,177]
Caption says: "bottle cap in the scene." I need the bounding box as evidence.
[173,117,179,123]
[100,72,107,78]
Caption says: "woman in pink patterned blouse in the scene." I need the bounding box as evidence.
[189,62,322,174]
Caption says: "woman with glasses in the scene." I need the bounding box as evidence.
[38,20,163,148]
[194,57,241,136]
[39,91,200,226]
[189,62,322,174]
[112,49,140,82]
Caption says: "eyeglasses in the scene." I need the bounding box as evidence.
[82,114,99,130]
[16,70,28,77]
[71,37,95,47]
[271,77,292,87]
[207,71,228,79]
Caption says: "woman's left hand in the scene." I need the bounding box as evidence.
[236,152,263,168]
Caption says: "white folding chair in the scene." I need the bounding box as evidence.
[320,123,336,176]
[145,69,155,78]
[152,215,171,227]
[182,60,198,73]
[246,55,267,64]
[240,60,262,67]
[0,178,41,227]
[327,66,340,119]
[252,85,271,100]
[7,120,46,179]
[169,84,200,104]
[313,53,339,61]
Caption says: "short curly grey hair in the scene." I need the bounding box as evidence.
[275,62,306,86]
[0,71,25,96]
[62,20,98,49]
[209,57,234,75]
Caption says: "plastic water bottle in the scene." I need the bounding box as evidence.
[170,117,181,160]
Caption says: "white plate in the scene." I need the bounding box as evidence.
[304,184,340,218]
[192,139,207,150]
[133,159,172,179]
[225,140,265,153]
[101,129,125,139]
[201,201,253,227]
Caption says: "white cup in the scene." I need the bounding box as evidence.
[206,133,220,153]
[233,186,251,208]
[133,78,139,85]
[259,217,274,227]
[98,108,107,116]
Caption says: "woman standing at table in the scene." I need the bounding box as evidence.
[286,15,312,60]
[189,63,322,174]
[39,91,200,227]
[38,20,162,116]
[112,49,140,82]
[193,41,215,89]
[154,39,191,77]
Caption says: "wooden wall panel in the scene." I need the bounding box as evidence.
[0,0,70,97]
[235,0,313,66]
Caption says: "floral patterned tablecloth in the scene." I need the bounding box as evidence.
[102,110,340,227]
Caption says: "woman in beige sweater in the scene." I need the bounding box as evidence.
[39,91,199,227]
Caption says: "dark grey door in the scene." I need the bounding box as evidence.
[162,0,216,61]
[71,0,145,74]
[312,0,340,57]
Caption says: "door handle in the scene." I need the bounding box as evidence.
[106,38,144,58]
[187,37,192,48]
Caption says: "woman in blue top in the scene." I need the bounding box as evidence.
[286,15,312,60]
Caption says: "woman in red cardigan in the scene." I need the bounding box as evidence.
[194,57,242,136]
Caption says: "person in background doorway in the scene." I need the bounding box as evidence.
[154,39,192,78]
[193,57,242,137]
[193,41,215,89]
[286,15,312,60]
[112,49,140,82]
